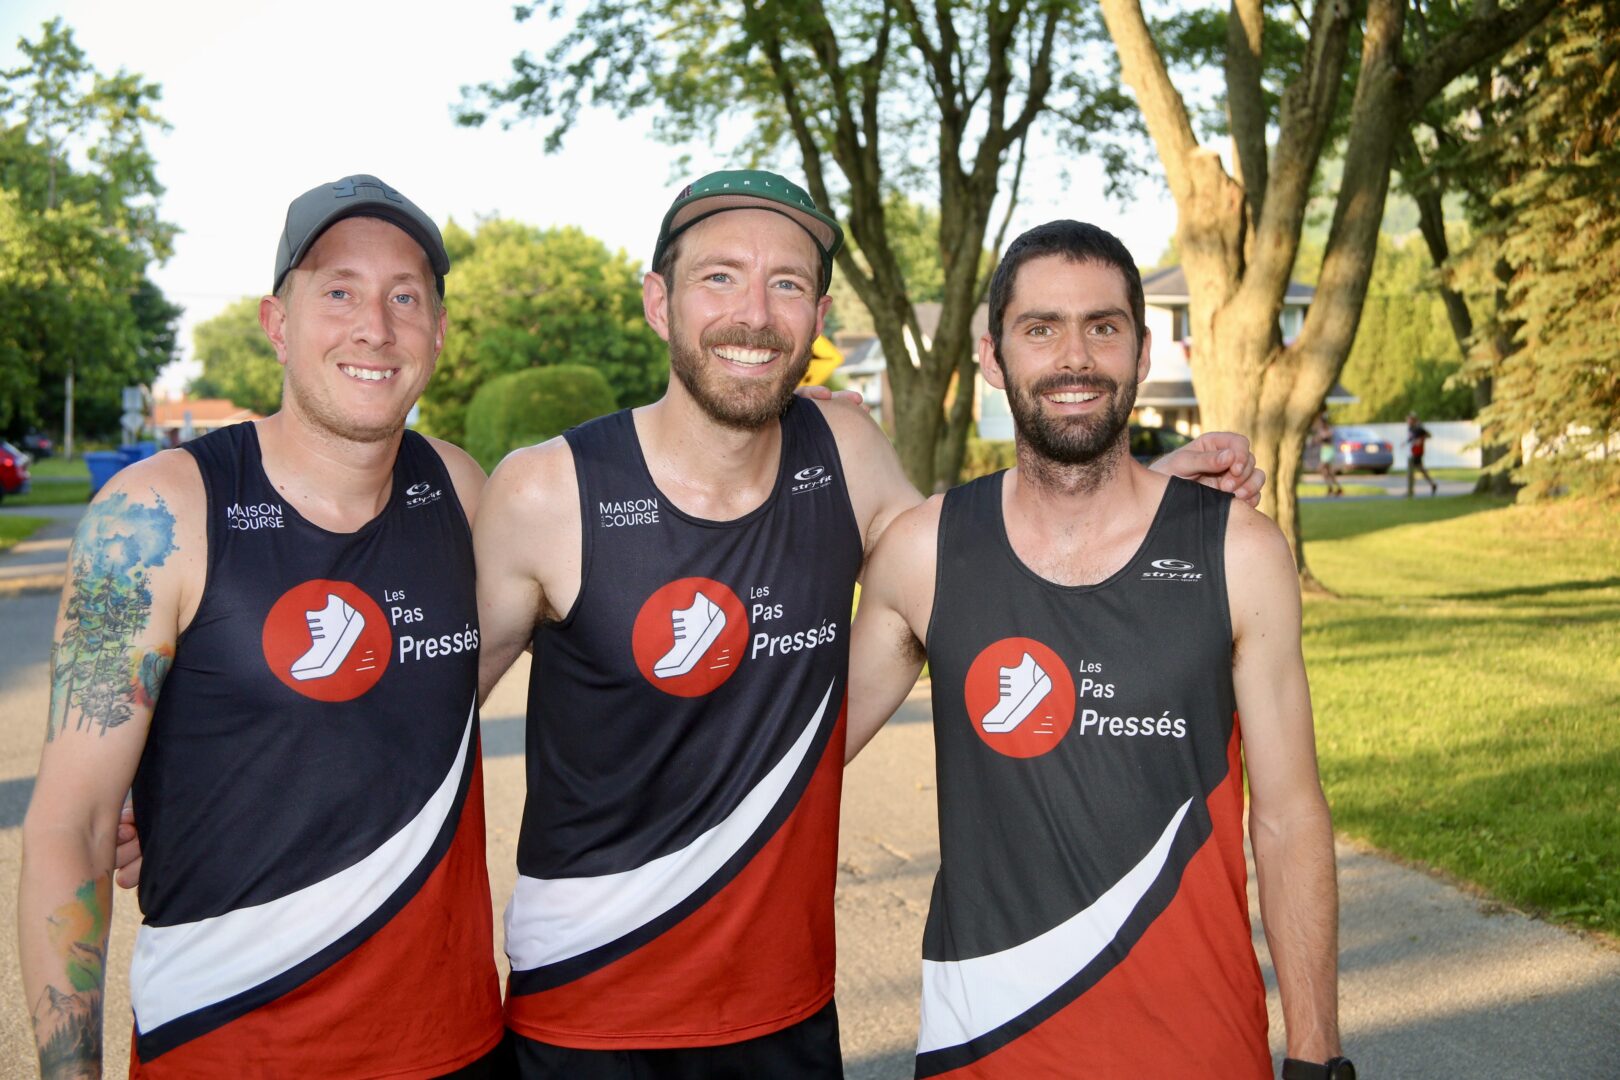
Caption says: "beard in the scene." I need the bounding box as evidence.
[667,315,814,432]
[1004,365,1137,466]
[282,362,406,445]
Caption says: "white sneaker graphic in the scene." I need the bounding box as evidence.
[980,652,1052,733]
[654,591,727,679]
[290,593,366,682]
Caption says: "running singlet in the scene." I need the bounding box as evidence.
[127,423,503,1078]
[917,474,1267,1078]
[504,400,863,1048]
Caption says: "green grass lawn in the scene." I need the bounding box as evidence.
[0,514,49,553]
[1298,482,1385,498]
[7,480,90,506]
[26,456,89,480]
[1301,495,1620,936]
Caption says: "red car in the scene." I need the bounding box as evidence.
[0,439,32,503]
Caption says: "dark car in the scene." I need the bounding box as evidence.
[19,430,54,459]
[1326,425,1394,474]
[1129,423,1192,463]
[0,439,32,503]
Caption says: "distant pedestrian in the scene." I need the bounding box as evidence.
[1313,411,1344,497]
[1405,412,1438,497]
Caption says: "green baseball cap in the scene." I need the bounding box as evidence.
[274,174,449,297]
[653,170,844,291]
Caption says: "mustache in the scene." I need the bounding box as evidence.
[1028,374,1119,397]
[700,325,795,353]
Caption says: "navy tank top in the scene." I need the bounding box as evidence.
[916,474,1267,1078]
[128,423,501,1076]
[503,399,863,1049]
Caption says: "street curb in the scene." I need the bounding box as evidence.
[0,572,65,598]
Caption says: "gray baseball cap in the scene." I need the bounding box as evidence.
[274,174,449,297]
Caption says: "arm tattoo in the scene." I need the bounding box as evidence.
[47,491,178,741]
[31,874,110,1079]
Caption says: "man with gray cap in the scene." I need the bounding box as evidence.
[20,175,507,1078]
[472,169,1263,1077]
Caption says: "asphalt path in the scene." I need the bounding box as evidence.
[0,561,1616,1076]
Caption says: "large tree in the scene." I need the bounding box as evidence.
[460,0,1139,492]
[189,296,283,416]
[0,18,178,441]
[418,219,668,445]
[1097,0,1554,577]
[1448,0,1620,499]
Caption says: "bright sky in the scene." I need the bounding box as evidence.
[2,0,1176,394]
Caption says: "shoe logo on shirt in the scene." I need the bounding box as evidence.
[1144,557,1202,581]
[631,577,749,697]
[964,637,1075,758]
[262,580,392,701]
[791,464,832,495]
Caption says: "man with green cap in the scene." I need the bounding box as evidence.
[20,174,508,1078]
[472,169,1262,1077]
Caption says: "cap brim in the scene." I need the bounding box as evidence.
[667,194,839,255]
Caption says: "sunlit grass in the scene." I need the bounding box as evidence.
[1301,496,1620,934]
[0,514,49,553]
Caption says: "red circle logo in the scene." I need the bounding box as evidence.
[262,579,392,702]
[963,636,1075,758]
[631,577,749,697]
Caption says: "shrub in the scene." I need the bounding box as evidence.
[463,364,619,471]
[959,436,1017,482]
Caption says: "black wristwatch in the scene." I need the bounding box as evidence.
[1282,1057,1356,1080]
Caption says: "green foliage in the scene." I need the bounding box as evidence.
[1303,494,1620,935]
[1333,238,1475,423]
[0,19,179,435]
[1454,2,1620,500]
[958,436,1016,482]
[463,364,619,472]
[189,297,282,415]
[419,219,667,445]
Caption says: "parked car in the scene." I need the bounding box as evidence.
[0,439,32,503]
[1129,423,1192,463]
[19,430,54,459]
[1325,425,1394,473]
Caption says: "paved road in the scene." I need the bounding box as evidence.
[0,588,1616,1077]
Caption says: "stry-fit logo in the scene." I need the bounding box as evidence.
[226,501,284,530]
[1143,557,1203,582]
[404,481,442,509]
[791,464,832,495]
[262,580,390,701]
[631,577,748,697]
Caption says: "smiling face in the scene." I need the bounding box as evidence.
[645,208,830,432]
[260,216,445,444]
[981,254,1150,466]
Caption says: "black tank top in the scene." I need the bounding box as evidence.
[503,399,863,1048]
[916,473,1268,1078]
[128,422,501,1071]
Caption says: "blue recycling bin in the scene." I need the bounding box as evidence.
[84,451,125,496]
[117,441,159,468]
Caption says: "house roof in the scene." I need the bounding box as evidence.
[1140,265,1315,305]
[913,301,989,342]
[152,399,261,427]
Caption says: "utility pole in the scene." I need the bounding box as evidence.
[64,361,75,461]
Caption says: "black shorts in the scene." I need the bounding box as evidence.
[440,1033,521,1078]
[511,998,843,1079]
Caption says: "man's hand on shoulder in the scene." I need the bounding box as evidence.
[1151,431,1265,506]
[793,383,865,407]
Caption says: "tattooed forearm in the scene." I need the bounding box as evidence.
[30,874,110,1079]
[47,492,177,742]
